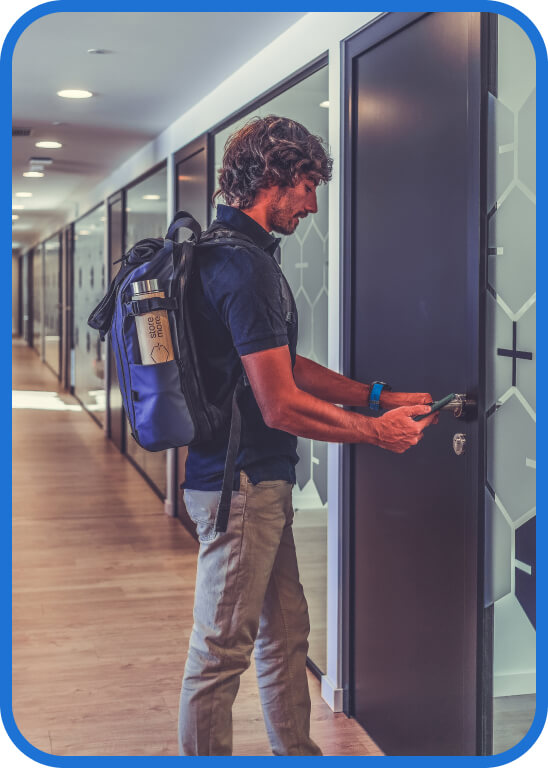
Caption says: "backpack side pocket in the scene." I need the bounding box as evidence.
[128,359,196,450]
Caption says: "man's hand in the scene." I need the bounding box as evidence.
[380,391,432,410]
[373,405,438,453]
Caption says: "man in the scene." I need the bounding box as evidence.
[178,115,437,756]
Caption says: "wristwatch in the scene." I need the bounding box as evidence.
[369,381,392,411]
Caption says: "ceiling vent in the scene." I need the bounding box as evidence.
[29,156,53,165]
[12,127,32,137]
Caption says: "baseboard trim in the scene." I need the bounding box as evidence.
[494,672,536,697]
[321,675,343,712]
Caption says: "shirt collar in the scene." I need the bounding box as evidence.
[215,204,281,256]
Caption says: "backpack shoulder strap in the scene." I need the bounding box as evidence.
[214,374,247,533]
[166,211,201,242]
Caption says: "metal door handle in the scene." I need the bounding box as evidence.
[440,394,476,419]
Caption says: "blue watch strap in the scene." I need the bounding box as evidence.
[369,381,386,411]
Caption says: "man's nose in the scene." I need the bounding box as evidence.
[306,191,318,214]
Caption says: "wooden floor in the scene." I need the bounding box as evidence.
[11,340,382,757]
[493,695,536,754]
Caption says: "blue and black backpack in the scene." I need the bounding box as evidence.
[88,211,255,532]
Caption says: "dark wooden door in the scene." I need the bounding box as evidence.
[344,12,486,755]
[107,192,125,452]
[174,135,209,534]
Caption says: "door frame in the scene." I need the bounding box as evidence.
[106,189,126,452]
[42,230,63,380]
[27,249,33,346]
[61,225,74,392]
[17,254,23,337]
[57,231,63,379]
[340,11,490,753]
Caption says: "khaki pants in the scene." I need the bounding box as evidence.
[178,471,322,756]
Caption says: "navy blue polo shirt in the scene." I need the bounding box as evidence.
[183,204,299,491]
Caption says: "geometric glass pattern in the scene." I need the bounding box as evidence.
[43,233,61,376]
[22,251,29,342]
[280,176,329,505]
[32,244,43,356]
[73,205,106,426]
[12,256,19,336]
[123,165,168,497]
[486,16,536,705]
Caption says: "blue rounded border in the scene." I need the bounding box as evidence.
[3,1,546,766]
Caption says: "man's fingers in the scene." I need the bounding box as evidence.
[404,404,432,417]
[418,411,438,428]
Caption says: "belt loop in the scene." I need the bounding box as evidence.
[240,470,248,490]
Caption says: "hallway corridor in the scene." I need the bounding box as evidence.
[11,340,381,757]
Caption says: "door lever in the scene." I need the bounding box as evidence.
[441,394,476,419]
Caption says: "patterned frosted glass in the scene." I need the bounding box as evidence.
[12,257,19,336]
[44,234,61,376]
[486,15,536,752]
[73,205,106,425]
[124,165,168,497]
[32,246,43,356]
[22,254,29,341]
[214,67,329,672]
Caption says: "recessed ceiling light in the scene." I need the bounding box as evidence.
[23,171,44,178]
[79,230,90,235]
[319,101,329,108]
[15,192,32,197]
[57,89,93,99]
[87,48,112,55]
[125,208,132,212]
[12,242,21,248]
[12,215,19,220]
[142,194,160,201]
[35,141,62,149]
[12,205,24,210]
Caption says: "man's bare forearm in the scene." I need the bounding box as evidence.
[293,355,431,411]
[267,384,378,443]
[267,385,435,453]
[293,354,369,406]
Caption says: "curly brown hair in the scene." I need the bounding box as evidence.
[213,115,333,208]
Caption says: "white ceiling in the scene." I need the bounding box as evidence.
[12,11,306,252]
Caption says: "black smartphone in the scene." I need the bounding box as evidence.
[413,392,456,421]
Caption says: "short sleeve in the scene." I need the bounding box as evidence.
[200,245,289,357]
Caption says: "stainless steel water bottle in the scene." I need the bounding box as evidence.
[130,279,174,365]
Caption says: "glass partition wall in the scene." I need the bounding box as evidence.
[485,14,536,754]
[22,252,30,343]
[43,233,62,377]
[123,164,168,497]
[32,245,43,356]
[12,256,21,337]
[73,204,106,424]
[213,65,329,672]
